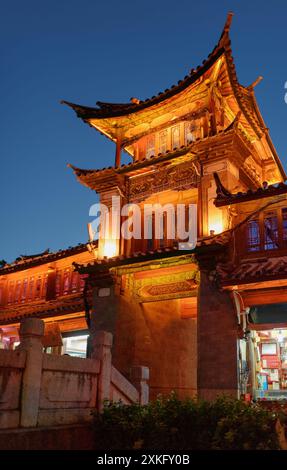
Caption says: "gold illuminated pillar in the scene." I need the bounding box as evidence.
[98,189,122,259]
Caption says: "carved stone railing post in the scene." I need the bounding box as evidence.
[18,318,44,427]
[131,366,149,405]
[91,330,113,411]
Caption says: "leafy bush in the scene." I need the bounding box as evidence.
[92,394,281,450]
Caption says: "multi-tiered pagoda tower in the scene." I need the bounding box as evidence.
[61,13,287,400]
[2,13,286,402]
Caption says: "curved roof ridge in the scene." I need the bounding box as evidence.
[67,125,239,181]
[0,242,91,275]
[61,12,235,119]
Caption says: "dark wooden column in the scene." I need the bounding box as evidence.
[45,268,57,301]
[197,176,203,238]
[115,136,122,168]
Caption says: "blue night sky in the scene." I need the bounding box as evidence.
[1,0,287,263]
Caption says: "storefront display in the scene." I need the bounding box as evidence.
[252,329,287,400]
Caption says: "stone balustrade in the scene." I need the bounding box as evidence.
[0,318,149,429]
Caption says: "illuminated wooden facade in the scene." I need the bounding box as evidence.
[61,13,287,400]
[1,13,287,400]
[0,245,95,350]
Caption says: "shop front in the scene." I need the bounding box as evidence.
[239,303,287,402]
[250,328,287,400]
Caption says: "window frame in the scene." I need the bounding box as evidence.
[246,207,286,254]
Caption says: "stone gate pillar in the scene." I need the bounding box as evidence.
[89,271,119,336]
[91,330,113,410]
[18,318,44,427]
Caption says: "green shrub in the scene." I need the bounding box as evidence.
[92,394,281,450]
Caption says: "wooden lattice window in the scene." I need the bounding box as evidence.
[28,277,34,300]
[34,276,42,300]
[146,134,155,159]
[264,210,279,250]
[247,207,287,253]
[42,274,48,298]
[282,208,287,245]
[171,125,180,150]
[71,271,79,293]
[21,278,28,302]
[184,122,196,145]
[8,281,15,304]
[15,280,22,303]
[55,271,62,297]
[247,219,260,252]
[79,275,86,292]
[63,269,71,295]
[159,130,168,154]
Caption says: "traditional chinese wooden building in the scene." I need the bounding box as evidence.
[60,12,287,401]
[2,13,287,402]
[0,245,95,355]
[211,176,287,401]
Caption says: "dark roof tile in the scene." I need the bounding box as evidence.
[0,242,95,275]
[61,14,234,120]
[214,172,287,207]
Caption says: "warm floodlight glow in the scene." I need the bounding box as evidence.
[103,240,117,258]
[208,220,223,235]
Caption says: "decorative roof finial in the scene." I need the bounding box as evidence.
[130,97,140,104]
[218,12,234,48]
[224,11,234,33]
[247,76,263,91]
[213,172,231,198]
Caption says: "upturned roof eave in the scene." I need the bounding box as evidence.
[0,242,94,275]
[60,13,236,121]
